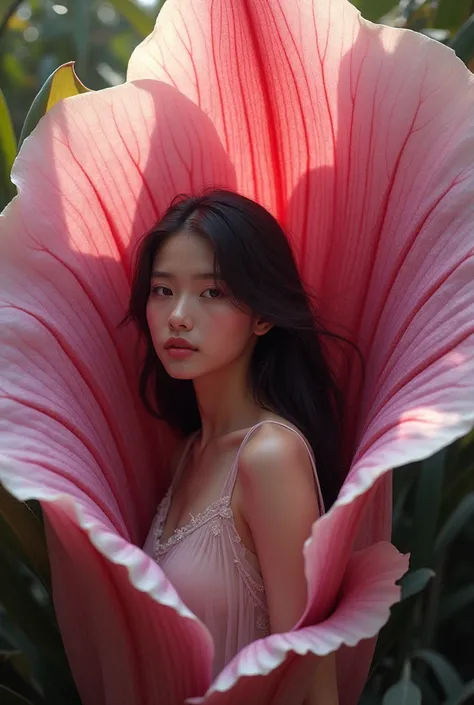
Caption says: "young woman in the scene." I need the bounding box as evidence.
[124,189,360,704]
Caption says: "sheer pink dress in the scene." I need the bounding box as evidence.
[143,420,324,678]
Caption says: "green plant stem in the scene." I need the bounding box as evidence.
[0,0,23,41]
[421,553,445,649]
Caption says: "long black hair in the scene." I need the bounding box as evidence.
[120,189,364,509]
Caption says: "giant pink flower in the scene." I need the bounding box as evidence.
[1,0,473,703]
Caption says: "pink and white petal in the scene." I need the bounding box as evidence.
[1,79,235,541]
[186,542,408,705]
[43,498,213,704]
[296,480,393,704]
[0,80,234,704]
[129,4,474,692]
[297,330,474,695]
[128,0,474,453]
[0,452,214,703]
[128,0,474,298]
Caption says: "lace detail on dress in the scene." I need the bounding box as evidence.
[232,548,269,632]
[256,613,270,633]
[151,483,271,636]
[210,518,222,536]
[232,551,267,615]
[150,486,172,546]
[154,495,233,559]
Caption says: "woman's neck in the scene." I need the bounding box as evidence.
[192,349,265,450]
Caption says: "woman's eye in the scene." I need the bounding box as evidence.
[202,288,223,299]
[151,286,172,296]
[150,286,223,298]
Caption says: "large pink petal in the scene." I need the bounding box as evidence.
[127,0,474,699]
[1,1,473,703]
[186,542,408,704]
[128,0,474,450]
[0,80,236,704]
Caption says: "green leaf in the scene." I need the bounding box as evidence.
[0,611,81,705]
[434,492,474,557]
[71,0,92,77]
[358,694,382,705]
[440,459,474,523]
[0,686,34,705]
[18,62,91,151]
[358,0,398,22]
[435,0,472,32]
[0,0,24,38]
[393,461,418,532]
[370,590,413,675]
[412,672,439,705]
[109,31,138,65]
[439,584,474,624]
[449,13,474,65]
[445,681,474,705]
[0,483,50,591]
[382,678,421,705]
[108,0,156,37]
[399,568,435,601]
[0,88,17,209]
[412,649,463,698]
[0,649,32,684]
[383,661,422,705]
[0,649,43,704]
[411,449,446,569]
[0,551,62,664]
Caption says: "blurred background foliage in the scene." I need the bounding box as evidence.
[0,1,473,704]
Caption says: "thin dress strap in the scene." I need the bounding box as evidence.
[221,420,325,514]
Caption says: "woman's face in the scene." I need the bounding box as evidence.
[146,230,260,380]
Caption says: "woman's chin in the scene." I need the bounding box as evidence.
[161,360,200,380]
[168,370,196,380]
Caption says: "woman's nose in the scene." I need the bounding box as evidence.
[168,297,193,329]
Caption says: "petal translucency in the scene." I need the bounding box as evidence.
[1,1,473,704]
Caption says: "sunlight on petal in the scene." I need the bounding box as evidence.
[0,78,235,704]
[0,1,473,704]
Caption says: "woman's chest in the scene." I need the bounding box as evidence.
[163,439,245,541]
[155,518,267,626]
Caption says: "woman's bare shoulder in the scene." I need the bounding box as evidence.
[248,415,310,454]
[255,412,306,437]
[239,418,314,485]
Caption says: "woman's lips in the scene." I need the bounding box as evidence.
[165,347,197,359]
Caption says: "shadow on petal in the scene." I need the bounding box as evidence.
[1,0,474,704]
[0,79,236,704]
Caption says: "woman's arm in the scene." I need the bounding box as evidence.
[238,424,339,705]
